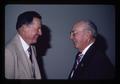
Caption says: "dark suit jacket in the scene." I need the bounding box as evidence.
[68,42,115,80]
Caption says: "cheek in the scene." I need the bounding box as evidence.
[75,36,81,42]
[30,33,36,39]
[26,30,35,39]
[75,36,84,45]
[31,31,39,39]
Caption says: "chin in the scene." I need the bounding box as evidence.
[31,40,37,44]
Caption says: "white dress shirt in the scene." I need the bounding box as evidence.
[18,34,30,58]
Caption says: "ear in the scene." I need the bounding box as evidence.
[19,24,28,33]
[85,30,91,38]
[22,24,27,28]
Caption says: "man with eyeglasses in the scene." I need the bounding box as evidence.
[68,19,114,80]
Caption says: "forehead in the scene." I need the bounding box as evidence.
[32,17,41,25]
[72,22,88,31]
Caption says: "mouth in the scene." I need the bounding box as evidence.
[35,35,39,39]
[32,35,39,42]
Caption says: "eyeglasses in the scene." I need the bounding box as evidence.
[70,28,89,37]
[70,30,83,37]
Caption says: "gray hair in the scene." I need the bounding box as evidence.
[79,19,98,38]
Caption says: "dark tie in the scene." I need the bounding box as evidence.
[75,53,83,69]
[28,46,36,78]
[69,52,83,78]
[28,46,32,62]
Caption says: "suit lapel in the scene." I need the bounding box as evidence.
[14,34,33,77]
[31,46,41,79]
[73,44,95,77]
[80,44,95,68]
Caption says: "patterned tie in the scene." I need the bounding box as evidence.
[70,52,83,78]
[28,46,32,63]
[75,53,83,69]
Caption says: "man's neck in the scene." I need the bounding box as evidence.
[80,39,95,53]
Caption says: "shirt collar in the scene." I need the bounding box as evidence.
[81,42,94,55]
[18,34,29,52]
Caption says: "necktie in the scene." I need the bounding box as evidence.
[28,46,32,62]
[70,52,83,78]
[28,46,35,78]
[75,53,83,69]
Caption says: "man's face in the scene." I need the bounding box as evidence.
[70,23,89,51]
[20,17,42,45]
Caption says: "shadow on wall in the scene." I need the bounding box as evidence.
[95,33,114,67]
[95,34,108,53]
[35,24,51,79]
[95,33,115,76]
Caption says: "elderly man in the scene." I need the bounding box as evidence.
[68,19,114,80]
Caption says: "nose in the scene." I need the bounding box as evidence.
[38,29,42,36]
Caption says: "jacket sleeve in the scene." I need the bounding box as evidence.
[5,48,15,79]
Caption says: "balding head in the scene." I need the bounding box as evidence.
[73,19,98,38]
